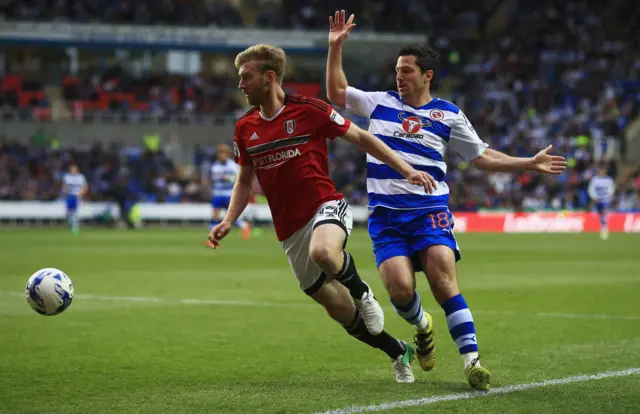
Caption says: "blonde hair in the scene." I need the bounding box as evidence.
[235,44,286,83]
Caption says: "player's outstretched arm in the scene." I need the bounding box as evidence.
[326,10,355,107]
[342,123,438,193]
[207,164,255,249]
[471,146,568,174]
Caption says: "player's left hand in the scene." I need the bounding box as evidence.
[207,220,232,249]
[531,145,568,175]
[407,170,438,194]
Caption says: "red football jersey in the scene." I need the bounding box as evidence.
[234,94,352,241]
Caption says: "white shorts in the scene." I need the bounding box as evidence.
[280,199,353,295]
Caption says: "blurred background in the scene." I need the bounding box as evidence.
[0,0,639,217]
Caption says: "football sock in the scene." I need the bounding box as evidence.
[441,294,479,364]
[345,309,405,359]
[69,213,79,233]
[391,291,429,331]
[335,251,369,299]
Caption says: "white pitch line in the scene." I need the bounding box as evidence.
[317,368,640,414]
[3,291,640,321]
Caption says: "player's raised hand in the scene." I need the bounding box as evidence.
[407,170,438,194]
[531,145,568,175]
[207,220,232,249]
[329,10,356,46]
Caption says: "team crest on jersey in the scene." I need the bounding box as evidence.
[429,109,444,121]
[398,112,431,134]
[284,119,296,134]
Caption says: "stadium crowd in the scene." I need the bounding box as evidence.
[1,0,639,211]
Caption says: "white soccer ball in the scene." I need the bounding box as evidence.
[25,268,74,316]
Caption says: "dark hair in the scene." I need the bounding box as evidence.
[398,43,440,83]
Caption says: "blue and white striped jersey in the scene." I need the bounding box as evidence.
[345,87,488,210]
[210,159,239,198]
[588,175,615,204]
[62,173,86,197]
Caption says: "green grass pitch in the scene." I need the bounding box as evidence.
[1,228,639,413]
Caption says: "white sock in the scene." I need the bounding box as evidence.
[462,352,480,368]
[416,313,430,332]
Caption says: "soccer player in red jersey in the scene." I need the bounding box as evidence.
[208,45,437,382]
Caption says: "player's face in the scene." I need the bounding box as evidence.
[217,146,231,161]
[238,61,268,106]
[395,55,430,98]
[69,165,78,174]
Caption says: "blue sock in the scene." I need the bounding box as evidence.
[441,294,478,355]
[391,291,424,326]
[601,213,607,229]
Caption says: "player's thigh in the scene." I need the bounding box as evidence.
[410,209,461,270]
[417,245,460,302]
[368,207,412,271]
[378,256,416,301]
[281,219,327,296]
[308,199,353,259]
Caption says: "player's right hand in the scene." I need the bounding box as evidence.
[329,10,356,46]
[207,220,232,249]
[407,170,438,194]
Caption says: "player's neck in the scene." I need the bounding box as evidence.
[402,91,433,109]
[260,86,286,119]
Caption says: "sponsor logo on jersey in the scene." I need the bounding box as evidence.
[394,111,432,138]
[253,148,302,169]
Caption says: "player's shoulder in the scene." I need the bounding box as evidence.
[427,98,462,115]
[235,106,260,126]
[286,94,331,112]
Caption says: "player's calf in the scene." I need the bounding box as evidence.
[379,256,435,370]
[309,280,407,381]
[309,224,384,335]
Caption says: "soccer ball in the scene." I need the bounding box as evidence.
[25,268,74,316]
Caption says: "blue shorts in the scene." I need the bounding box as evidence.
[211,196,231,209]
[368,207,461,272]
[596,202,608,215]
[66,196,78,212]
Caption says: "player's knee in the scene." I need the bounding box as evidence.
[309,244,338,269]
[386,277,415,305]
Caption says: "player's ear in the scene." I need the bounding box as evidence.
[265,70,276,84]
[424,70,434,84]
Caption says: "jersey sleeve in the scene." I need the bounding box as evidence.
[345,86,386,118]
[449,110,489,161]
[309,98,352,140]
[233,123,251,166]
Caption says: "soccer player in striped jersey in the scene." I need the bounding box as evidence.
[588,165,615,240]
[62,163,87,235]
[326,10,568,391]
[209,143,251,240]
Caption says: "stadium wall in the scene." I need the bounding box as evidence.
[0,202,638,233]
